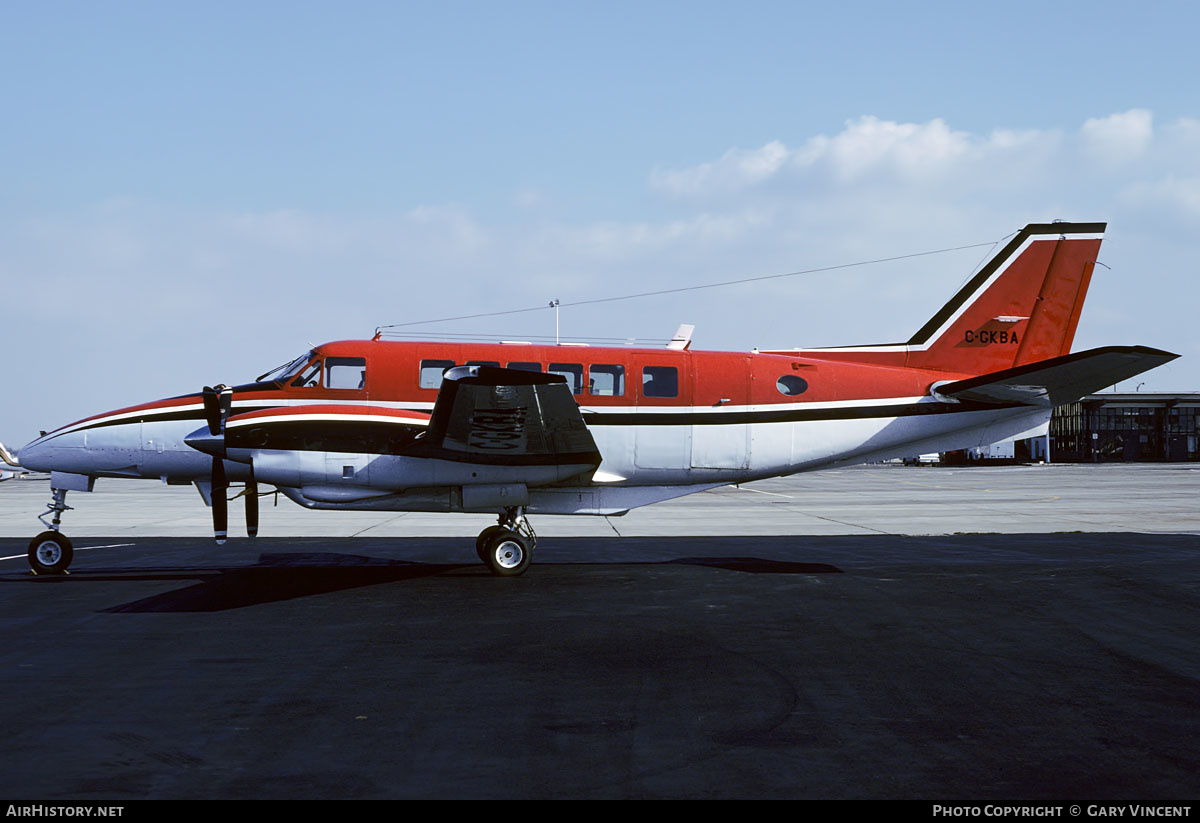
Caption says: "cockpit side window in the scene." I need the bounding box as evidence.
[326,357,367,390]
[291,360,323,388]
[257,351,314,384]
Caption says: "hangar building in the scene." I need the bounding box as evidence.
[1049,393,1200,462]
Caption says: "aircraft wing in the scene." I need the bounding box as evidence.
[415,365,601,470]
[936,346,1180,407]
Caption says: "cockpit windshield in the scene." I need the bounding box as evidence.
[255,352,315,384]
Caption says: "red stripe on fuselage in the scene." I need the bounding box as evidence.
[48,339,978,436]
[229,405,432,423]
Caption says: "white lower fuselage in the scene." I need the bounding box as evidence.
[19,397,1049,516]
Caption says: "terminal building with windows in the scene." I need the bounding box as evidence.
[1049,393,1200,462]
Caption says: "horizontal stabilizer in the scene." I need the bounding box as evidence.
[937,346,1179,407]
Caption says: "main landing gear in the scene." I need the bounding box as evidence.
[27,491,540,577]
[28,488,73,575]
[475,507,536,577]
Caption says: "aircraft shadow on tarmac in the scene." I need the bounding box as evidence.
[0,542,844,613]
[4,531,1197,612]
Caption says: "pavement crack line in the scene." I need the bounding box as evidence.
[351,513,410,537]
[733,479,896,534]
[798,511,898,535]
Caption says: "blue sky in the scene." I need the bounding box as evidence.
[4,1,1200,443]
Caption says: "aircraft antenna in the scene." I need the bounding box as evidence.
[374,237,1001,334]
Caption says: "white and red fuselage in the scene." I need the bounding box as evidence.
[18,337,1058,515]
[19,221,1138,519]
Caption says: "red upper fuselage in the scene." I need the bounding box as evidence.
[47,339,974,437]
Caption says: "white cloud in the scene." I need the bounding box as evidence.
[9,108,1200,443]
[650,140,790,196]
[645,109,1188,204]
[817,116,971,181]
[1122,176,1200,218]
[1081,108,1153,165]
[650,115,1071,197]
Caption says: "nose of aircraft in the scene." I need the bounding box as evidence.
[15,436,50,472]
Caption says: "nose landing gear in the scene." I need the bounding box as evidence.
[476,507,536,577]
[29,488,73,575]
[28,532,73,575]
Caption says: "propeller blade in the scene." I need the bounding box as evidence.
[202,387,221,435]
[245,469,258,539]
[202,383,235,544]
[218,385,232,425]
[201,384,233,436]
[212,456,228,544]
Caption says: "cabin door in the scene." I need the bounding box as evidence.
[633,353,692,470]
[691,356,751,469]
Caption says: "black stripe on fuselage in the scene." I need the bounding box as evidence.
[233,420,601,467]
[39,404,281,441]
[227,398,1025,435]
[223,400,1018,464]
[581,399,1023,426]
[44,397,1027,449]
[228,419,426,455]
[38,382,290,442]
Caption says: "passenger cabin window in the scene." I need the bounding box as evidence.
[326,357,367,390]
[777,375,808,396]
[549,363,584,395]
[507,361,541,372]
[466,360,500,368]
[642,366,678,398]
[291,359,322,388]
[419,359,455,389]
[589,364,625,396]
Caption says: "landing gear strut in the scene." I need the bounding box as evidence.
[476,506,536,577]
[29,489,73,575]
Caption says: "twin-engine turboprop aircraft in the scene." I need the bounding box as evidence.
[13,221,1178,576]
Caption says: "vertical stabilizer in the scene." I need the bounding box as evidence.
[902,222,1104,374]
[770,222,1106,376]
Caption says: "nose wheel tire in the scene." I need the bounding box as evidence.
[28,531,73,575]
[482,529,531,577]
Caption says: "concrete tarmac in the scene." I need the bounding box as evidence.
[0,464,1197,799]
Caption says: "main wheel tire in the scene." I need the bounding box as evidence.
[483,529,531,577]
[28,531,74,575]
[475,525,506,563]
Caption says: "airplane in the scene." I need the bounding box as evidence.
[12,220,1178,577]
[0,443,39,481]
